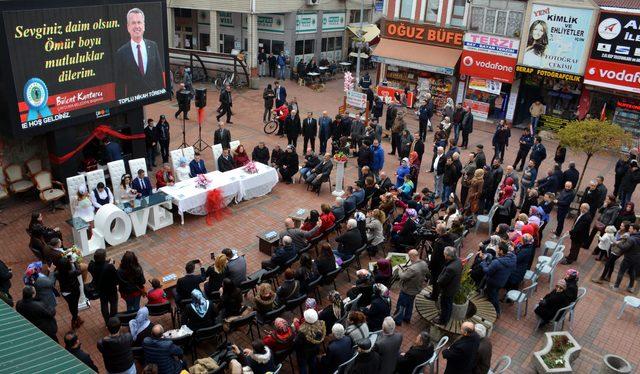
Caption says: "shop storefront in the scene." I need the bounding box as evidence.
[513,1,597,128]
[459,32,519,121]
[583,10,640,138]
[372,20,464,109]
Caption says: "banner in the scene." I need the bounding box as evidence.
[520,4,594,74]
[2,1,168,137]
[463,99,490,119]
[346,90,367,109]
[376,86,414,108]
[584,59,640,93]
[468,78,502,95]
[463,32,519,58]
[296,14,317,34]
[322,13,345,31]
[381,19,464,49]
[461,50,516,83]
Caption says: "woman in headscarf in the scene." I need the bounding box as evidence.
[509,221,525,244]
[254,283,276,315]
[363,283,391,331]
[393,158,410,189]
[521,188,540,217]
[528,207,542,227]
[263,317,295,352]
[373,258,392,285]
[563,269,580,303]
[467,168,485,215]
[185,289,217,331]
[398,175,415,201]
[534,279,571,327]
[24,261,57,310]
[130,306,153,346]
[614,202,636,228]
[492,181,516,228]
[175,156,191,182]
[408,151,421,189]
[234,144,251,167]
[319,290,344,328]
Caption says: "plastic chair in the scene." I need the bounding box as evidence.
[146,301,176,328]
[568,287,587,329]
[536,303,573,331]
[505,282,538,320]
[539,251,564,291]
[524,262,544,286]
[334,352,358,374]
[616,296,640,322]
[542,232,569,256]
[536,245,565,265]
[412,335,449,374]
[272,363,283,374]
[488,355,511,374]
[475,204,499,234]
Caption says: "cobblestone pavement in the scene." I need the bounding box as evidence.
[2,74,638,373]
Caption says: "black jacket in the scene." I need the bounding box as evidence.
[263,88,275,109]
[214,128,232,149]
[461,112,474,133]
[88,260,118,296]
[252,146,270,164]
[562,167,580,188]
[396,344,434,374]
[348,350,381,374]
[437,258,462,297]
[363,295,391,331]
[285,115,302,137]
[312,160,333,178]
[335,228,364,256]
[97,333,134,373]
[175,270,206,302]
[115,39,164,98]
[144,126,157,149]
[322,336,353,373]
[0,260,12,294]
[620,167,640,193]
[535,290,571,322]
[67,346,99,372]
[16,298,57,339]
[443,332,481,374]
[218,155,235,172]
[219,90,232,107]
[303,118,318,138]
[270,244,297,268]
[430,234,454,278]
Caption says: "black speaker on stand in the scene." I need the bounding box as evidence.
[176,89,191,148]
[192,88,210,152]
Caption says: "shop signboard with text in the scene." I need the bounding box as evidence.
[322,13,345,31]
[346,90,367,109]
[381,19,464,48]
[242,14,285,33]
[219,12,233,27]
[519,4,594,75]
[584,11,640,93]
[296,13,318,34]
[460,32,518,82]
[376,86,414,108]
[463,99,490,119]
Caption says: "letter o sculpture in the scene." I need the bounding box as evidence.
[94,204,132,246]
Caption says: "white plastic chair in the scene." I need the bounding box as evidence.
[539,251,564,291]
[542,232,568,256]
[85,169,106,192]
[272,363,283,374]
[536,245,565,265]
[475,204,499,234]
[488,355,511,374]
[505,282,538,320]
[616,296,640,323]
[107,160,126,202]
[334,352,358,374]
[568,287,587,330]
[536,302,573,331]
[128,158,148,177]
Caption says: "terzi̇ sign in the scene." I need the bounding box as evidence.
[382,20,464,48]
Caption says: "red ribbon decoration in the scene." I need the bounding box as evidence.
[198,107,204,126]
[49,124,145,165]
[205,188,230,225]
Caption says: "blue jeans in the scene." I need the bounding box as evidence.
[300,167,311,180]
[531,116,540,134]
[434,175,443,198]
[278,66,286,80]
[442,184,453,202]
[453,124,460,145]
[146,147,156,168]
[620,190,633,207]
[394,291,416,324]
[125,295,141,312]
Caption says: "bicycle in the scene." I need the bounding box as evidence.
[264,112,280,134]
[214,70,235,90]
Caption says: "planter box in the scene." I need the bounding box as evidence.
[533,331,581,374]
[451,298,469,321]
[369,252,409,273]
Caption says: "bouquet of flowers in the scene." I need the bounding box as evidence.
[243,161,258,174]
[63,245,83,264]
[333,152,348,162]
[195,174,210,189]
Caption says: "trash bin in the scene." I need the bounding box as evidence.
[599,355,632,374]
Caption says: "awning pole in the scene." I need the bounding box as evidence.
[355,0,364,86]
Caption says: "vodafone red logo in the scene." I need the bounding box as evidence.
[459,50,516,83]
[596,68,640,83]
[463,56,474,67]
[474,60,513,72]
[585,59,640,94]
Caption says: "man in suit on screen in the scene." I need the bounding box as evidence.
[115,8,164,98]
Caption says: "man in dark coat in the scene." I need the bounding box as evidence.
[374,317,403,374]
[321,323,353,373]
[460,106,474,148]
[347,338,380,374]
[285,110,301,148]
[612,223,640,291]
[64,331,99,372]
[562,203,592,265]
[529,136,547,167]
[213,121,231,149]
[252,142,270,164]
[144,119,158,168]
[614,153,630,197]
[261,236,297,270]
[156,115,171,163]
[384,104,397,132]
[513,129,534,171]
[357,140,373,180]
[418,96,434,141]
[16,286,58,341]
[442,322,481,374]
[562,162,580,189]
[474,145,486,170]
[302,111,318,152]
[396,331,434,374]
[491,122,510,163]
[268,53,277,77]
[434,247,462,325]
[217,149,235,172]
[554,181,576,237]
[318,111,332,154]
[216,85,233,123]
[307,153,333,189]
[335,219,363,260]
[619,160,640,206]
[143,325,184,374]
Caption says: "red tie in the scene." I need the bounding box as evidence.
[137,44,144,75]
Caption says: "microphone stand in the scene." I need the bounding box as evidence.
[178,113,189,149]
[193,107,210,152]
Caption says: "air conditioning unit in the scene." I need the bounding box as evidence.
[308,0,320,5]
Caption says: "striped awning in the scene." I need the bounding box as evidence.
[0,301,96,373]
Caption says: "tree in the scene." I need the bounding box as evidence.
[556,119,630,190]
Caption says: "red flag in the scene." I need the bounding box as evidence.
[600,102,607,121]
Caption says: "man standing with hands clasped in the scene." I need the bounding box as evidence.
[433,247,462,326]
[217,85,233,124]
[302,111,318,152]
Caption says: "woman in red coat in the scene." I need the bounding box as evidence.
[263,317,295,352]
[234,144,251,167]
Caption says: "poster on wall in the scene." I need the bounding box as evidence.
[296,14,318,34]
[376,86,414,108]
[1,0,169,137]
[468,78,502,95]
[322,13,345,32]
[463,98,490,119]
[520,4,594,75]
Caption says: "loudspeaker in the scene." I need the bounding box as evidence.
[177,90,191,111]
[195,88,207,108]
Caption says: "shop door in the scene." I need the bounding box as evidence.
[199,33,210,51]
[514,82,541,126]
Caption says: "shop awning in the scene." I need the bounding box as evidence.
[347,24,381,43]
[372,38,461,76]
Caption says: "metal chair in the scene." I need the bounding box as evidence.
[192,323,224,361]
[282,253,300,270]
[539,251,564,291]
[307,275,324,304]
[505,282,538,320]
[274,347,295,373]
[334,352,358,374]
[524,262,545,287]
[616,296,640,323]
[240,277,259,297]
[542,232,569,256]
[285,294,308,316]
[299,242,313,256]
[568,287,587,329]
[146,301,176,328]
[259,266,281,288]
[344,294,362,315]
[114,311,138,329]
[354,244,367,269]
[257,304,286,326]
[475,204,499,234]
[323,267,341,289]
[224,311,260,342]
[488,355,511,374]
[340,254,357,282]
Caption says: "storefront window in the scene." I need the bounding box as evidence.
[220,34,234,54]
[259,39,271,54]
[450,0,466,27]
[425,0,439,22]
[400,0,414,19]
[470,7,523,37]
[295,40,304,56]
[304,39,315,55]
[272,41,284,55]
[321,38,327,52]
[335,37,342,50]
[328,38,335,52]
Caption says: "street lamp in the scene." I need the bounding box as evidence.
[354,0,366,87]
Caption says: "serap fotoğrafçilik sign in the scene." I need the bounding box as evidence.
[0,0,169,137]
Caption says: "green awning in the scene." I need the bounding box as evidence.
[0,301,96,374]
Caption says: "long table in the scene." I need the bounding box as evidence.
[160,162,279,224]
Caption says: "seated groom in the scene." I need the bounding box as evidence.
[131,169,152,197]
[305,153,333,190]
[189,152,207,177]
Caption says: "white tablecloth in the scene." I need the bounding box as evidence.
[160,162,278,214]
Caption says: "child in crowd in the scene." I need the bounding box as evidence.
[595,225,617,261]
[146,278,168,304]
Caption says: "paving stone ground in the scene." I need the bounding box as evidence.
[2,73,639,373]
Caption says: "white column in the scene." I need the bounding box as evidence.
[332,161,347,196]
[247,13,258,73]
[167,7,175,48]
[209,10,219,52]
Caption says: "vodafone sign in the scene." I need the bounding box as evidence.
[460,50,517,83]
[460,32,519,83]
[584,59,640,93]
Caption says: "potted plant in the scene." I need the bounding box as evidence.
[452,267,475,320]
[533,331,581,373]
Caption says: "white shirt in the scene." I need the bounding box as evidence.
[433,153,443,172]
[90,187,114,209]
[130,39,148,74]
